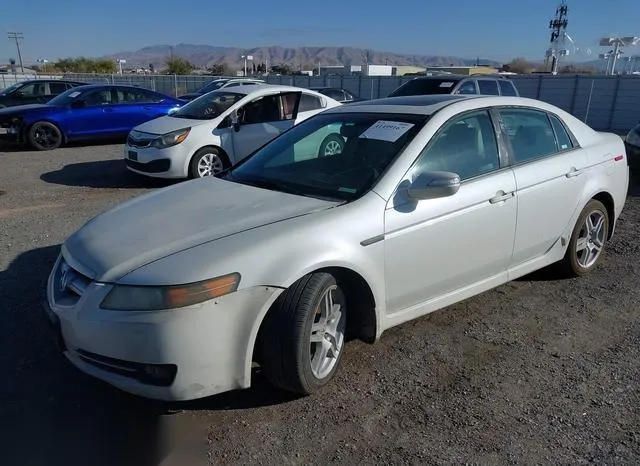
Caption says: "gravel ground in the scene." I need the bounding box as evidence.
[1,141,639,466]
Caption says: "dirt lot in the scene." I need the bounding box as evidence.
[1,141,639,466]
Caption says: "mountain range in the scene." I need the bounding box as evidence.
[105,44,504,70]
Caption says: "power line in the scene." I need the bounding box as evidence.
[8,32,25,73]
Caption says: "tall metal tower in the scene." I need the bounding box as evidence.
[545,1,569,74]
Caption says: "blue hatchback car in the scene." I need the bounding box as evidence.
[0,84,184,150]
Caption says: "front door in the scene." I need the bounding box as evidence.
[384,109,518,317]
[231,91,301,162]
[65,88,117,137]
[497,107,589,267]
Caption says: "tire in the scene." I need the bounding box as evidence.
[188,147,229,178]
[318,133,344,157]
[558,199,609,277]
[259,272,347,395]
[28,121,63,151]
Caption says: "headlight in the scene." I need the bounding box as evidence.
[626,129,640,147]
[100,272,240,311]
[151,127,191,148]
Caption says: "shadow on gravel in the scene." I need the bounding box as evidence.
[40,159,178,189]
[0,245,301,465]
[0,138,126,153]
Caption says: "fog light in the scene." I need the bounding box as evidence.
[140,364,177,386]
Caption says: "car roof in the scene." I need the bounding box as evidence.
[323,94,481,115]
[14,79,86,85]
[71,83,163,92]
[213,83,327,97]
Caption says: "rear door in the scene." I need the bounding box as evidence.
[231,91,301,161]
[497,107,588,269]
[46,81,70,102]
[111,88,168,133]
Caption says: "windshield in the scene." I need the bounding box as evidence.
[47,87,87,106]
[222,112,428,202]
[171,91,243,120]
[196,80,228,94]
[0,82,23,96]
[389,78,461,97]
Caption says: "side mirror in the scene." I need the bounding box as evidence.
[231,112,240,132]
[405,170,461,201]
[70,100,86,109]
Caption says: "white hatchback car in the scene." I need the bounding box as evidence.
[47,94,629,401]
[124,85,342,178]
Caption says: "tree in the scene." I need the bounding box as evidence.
[270,63,293,75]
[559,64,597,74]
[166,57,193,75]
[502,57,538,74]
[53,57,117,73]
[207,63,232,76]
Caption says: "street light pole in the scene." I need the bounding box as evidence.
[8,32,24,73]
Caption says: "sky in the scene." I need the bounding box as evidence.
[1,0,638,64]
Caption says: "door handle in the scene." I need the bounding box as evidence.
[566,168,582,178]
[489,191,514,204]
[102,107,114,112]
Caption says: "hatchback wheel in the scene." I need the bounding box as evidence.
[189,147,228,178]
[28,121,62,150]
[559,199,609,277]
[318,134,344,157]
[259,272,347,394]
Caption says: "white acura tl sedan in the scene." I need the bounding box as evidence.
[124,84,342,179]
[45,94,629,401]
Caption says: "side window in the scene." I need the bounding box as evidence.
[16,83,37,96]
[325,89,345,100]
[498,80,518,96]
[84,89,113,106]
[500,108,559,164]
[117,89,162,103]
[414,110,500,180]
[226,82,241,87]
[477,80,500,95]
[298,94,323,112]
[239,94,282,124]
[549,114,574,151]
[49,82,68,94]
[457,81,477,95]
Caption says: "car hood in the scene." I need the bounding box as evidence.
[63,176,338,282]
[0,103,55,116]
[132,114,213,135]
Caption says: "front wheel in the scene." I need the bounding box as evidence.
[558,199,609,277]
[318,133,344,157]
[189,147,229,178]
[28,121,63,150]
[259,272,347,395]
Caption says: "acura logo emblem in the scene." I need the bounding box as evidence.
[59,262,73,292]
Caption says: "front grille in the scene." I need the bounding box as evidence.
[127,135,152,148]
[76,349,177,387]
[52,257,92,306]
[126,158,171,173]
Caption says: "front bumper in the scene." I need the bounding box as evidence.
[45,253,283,401]
[0,125,21,144]
[124,142,189,179]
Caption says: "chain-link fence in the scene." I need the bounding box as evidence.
[3,72,639,132]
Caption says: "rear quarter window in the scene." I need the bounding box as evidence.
[498,80,518,96]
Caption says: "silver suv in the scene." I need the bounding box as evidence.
[388,74,520,98]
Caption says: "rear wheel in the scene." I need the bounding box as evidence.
[189,147,229,178]
[259,272,347,395]
[28,121,62,150]
[558,199,609,277]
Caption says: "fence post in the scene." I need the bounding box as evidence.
[358,76,362,99]
[569,74,579,115]
[377,77,382,99]
[584,79,595,125]
[174,74,178,97]
[536,74,543,99]
[607,74,622,132]
[152,77,156,92]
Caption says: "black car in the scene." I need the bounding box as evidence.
[309,87,364,103]
[0,79,87,108]
[624,122,640,174]
[388,74,520,98]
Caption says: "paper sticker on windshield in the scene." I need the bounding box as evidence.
[68,91,81,98]
[359,120,414,142]
[439,82,454,88]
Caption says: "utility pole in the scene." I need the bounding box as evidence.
[545,1,569,74]
[8,32,24,73]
